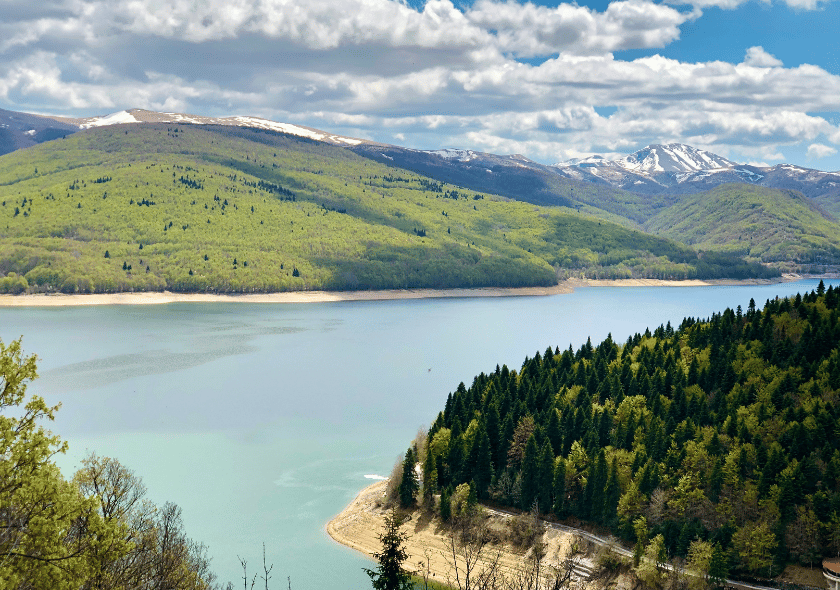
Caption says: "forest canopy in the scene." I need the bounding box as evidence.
[415,281,840,578]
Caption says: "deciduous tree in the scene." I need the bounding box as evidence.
[0,338,121,589]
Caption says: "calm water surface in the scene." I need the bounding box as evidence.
[0,280,835,589]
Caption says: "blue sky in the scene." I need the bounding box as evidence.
[0,0,838,169]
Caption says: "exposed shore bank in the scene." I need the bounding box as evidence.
[0,273,815,307]
[326,480,605,589]
[327,482,825,590]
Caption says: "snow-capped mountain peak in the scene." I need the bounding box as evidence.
[550,142,840,198]
[555,154,616,168]
[557,143,738,174]
[619,143,737,173]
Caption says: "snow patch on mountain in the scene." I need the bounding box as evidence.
[619,144,736,173]
[68,109,368,146]
[557,143,737,175]
[556,154,618,168]
[232,116,326,141]
[426,149,478,161]
[80,110,140,129]
[734,169,764,182]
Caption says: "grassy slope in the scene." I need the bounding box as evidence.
[0,125,770,294]
[642,183,840,268]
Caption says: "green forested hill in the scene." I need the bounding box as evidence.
[641,184,840,270]
[0,125,773,293]
[415,283,840,576]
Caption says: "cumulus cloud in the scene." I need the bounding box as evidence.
[0,0,837,168]
[466,0,692,57]
[665,0,827,11]
[807,143,838,159]
[743,46,784,67]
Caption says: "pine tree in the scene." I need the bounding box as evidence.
[708,543,730,588]
[447,431,464,486]
[398,448,418,508]
[472,424,493,499]
[546,409,562,455]
[422,452,436,505]
[440,487,452,521]
[552,458,566,517]
[363,510,414,590]
[586,450,607,523]
[485,402,501,470]
[537,440,554,514]
[520,435,539,511]
[603,457,620,525]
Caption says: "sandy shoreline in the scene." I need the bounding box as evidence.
[0,284,573,307]
[0,274,814,307]
[327,481,597,589]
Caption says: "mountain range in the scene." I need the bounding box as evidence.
[5,107,839,216]
[0,106,838,292]
[553,143,840,216]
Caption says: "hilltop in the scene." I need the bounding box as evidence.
[0,122,775,294]
[3,107,839,290]
[642,184,840,270]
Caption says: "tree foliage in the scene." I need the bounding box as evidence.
[398,448,419,509]
[0,124,778,295]
[416,283,840,578]
[364,510,414,590]
[0,338,215,590]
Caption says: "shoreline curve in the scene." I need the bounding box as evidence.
[0,273,820,307]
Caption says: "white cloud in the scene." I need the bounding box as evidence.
[0,0,837,169]
[779,0,824,9]
[665,0,827,11]
[466,0,692,57]
[807,143,838,159]
[743,46,783,67]
[0,0,694,58]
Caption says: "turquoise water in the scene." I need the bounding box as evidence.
[0,280,834,589]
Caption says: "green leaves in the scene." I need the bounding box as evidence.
[0,125,777,294]
[1,340,216,590]
[0,337,103,588]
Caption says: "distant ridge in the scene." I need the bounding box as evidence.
[48,108,371,147]
[0,107,78,156]
[552,142,840,217]
[2,105,839,221]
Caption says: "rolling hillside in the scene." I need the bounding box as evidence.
[1,108,837,276]
[642,184,840,271]
[0,124,773,294]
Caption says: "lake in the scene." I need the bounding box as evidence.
[0,279,834,589]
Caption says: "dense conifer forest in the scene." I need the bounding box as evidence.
[416,282,840,579]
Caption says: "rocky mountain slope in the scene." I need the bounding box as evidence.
[554,143,840,217]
